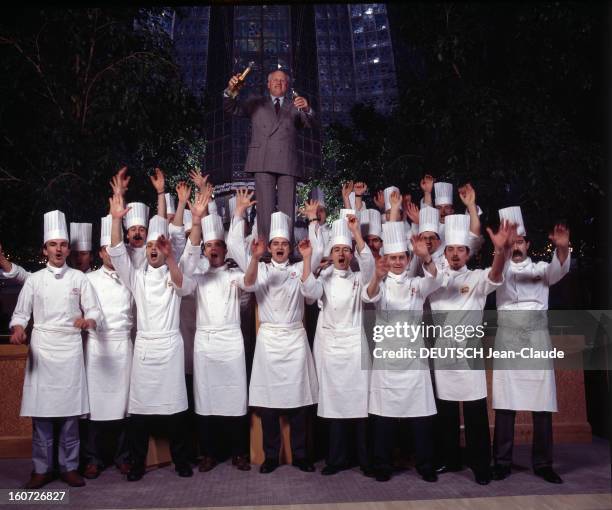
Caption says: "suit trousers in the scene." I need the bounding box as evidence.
[259,407,308,461]
[372,415,435,475]
[128,412,190,470]
[254,172,296,243]
[196,414,249,458]
[326,417,370,468]
[493,409,553,469]
[81,418,130,467]
[32,417,80,474]
[434,397,491,472]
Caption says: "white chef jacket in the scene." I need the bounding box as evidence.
[428,265,503,401]
[86,267,134,332]
[0,261,30,284]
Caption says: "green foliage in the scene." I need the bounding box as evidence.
[0,8,205,266]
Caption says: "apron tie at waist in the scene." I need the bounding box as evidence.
[90,329,132,341]
[196,324,241,333]
[498,311,548,331]
[259,321,303,331]
[137,329,180,341]
[34,324,81,335]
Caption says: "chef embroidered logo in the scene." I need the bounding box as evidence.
[411,287,417,297]
[290,271,297,278]
[460,286,470,294]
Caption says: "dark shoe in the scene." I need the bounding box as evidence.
[126,466,145,482]
[23,472,54,489]
[176,464,193,477]
[492,464,511,481]
[361,465,376,478]
[534,466,563,484]
[435,463,462,474]
[232,455,251,471]
[420,470,438,483]
[374,468,391,482]
[473,467,491,485]
[259,458,279,474]
[60,470,86,487]
[292,458,315,472]
[198,455,218,472]
[82,463,101,479]
[116,462,132,475]
[321,464,341,476]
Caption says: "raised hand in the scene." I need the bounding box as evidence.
[353,181,368,196]
[10,325,27,345]
[346,213,360,235]
[189,191,210,219]
[406,202,420,224]
[410,234,429,259]
[300,199,319,220]
[156,235,173,260]
[375,255,391,279]
[189,168,209,190]
[108,194,131,219]
[251,237,267,260]
[389,190,402,209]
[341,181,354,200]
[298,239,313,258]
[458,183,476,208]
[293,96,309,110]
[549,223,570,248]
[373,190,385,211]
[402,193,412,211]
[110,166,130,197]
[228,73,244,93]
[176,181,192,204]
[235,188,256,218]
[420,174,434,194]
[486,220,514,252]
[150,168,165,194]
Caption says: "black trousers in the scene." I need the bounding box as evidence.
[80,418,130,467]
[196,414,249,459]
[128,412,190,469]
[372,415,434,475]
[327,417,370,468]
[259,407,308,461]
[434,397,491,472]
[493,409,553,469]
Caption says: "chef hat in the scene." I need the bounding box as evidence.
[100,215,112,247]
[499,206,526,236]
[70,222,92,251]
[183,209,193,232]
[203,213,225,243]
[165,193,176,215]
[124,202,150,230]
[418,206,440,234]
[208,199,218,216]
[327,218,352,255]
[339,208,356,221]
[310,186,326,208]
[364,209,382,238]
[382,221,408,255]
[146,215,169,243]
[434,182,453,206]
[444,214,470,247]
[44,210,69,244]
[383,186,401,211]
[269,211,291,241]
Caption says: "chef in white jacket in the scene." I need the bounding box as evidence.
[80,215,134,479]
[492,206,570,484]
[0,243,29,283]
[300,214,375,477]
[227,190,321,474]
[362,222,442,482]
[182,191,259,473]
[107,195,195,481]
[428,214,513,485]
[9,210,101,489]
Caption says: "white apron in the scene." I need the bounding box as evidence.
[314,325,370,418]
[85,329,132,421]
[21,324,89,418]
[193,324,247,416]
[492,312,557,412]
[249,322,318,409]
[129,329,188,415]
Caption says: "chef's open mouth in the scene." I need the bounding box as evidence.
[338,257,346,264]
[276,251,284,257]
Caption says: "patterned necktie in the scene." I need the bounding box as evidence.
[274,97,280,116]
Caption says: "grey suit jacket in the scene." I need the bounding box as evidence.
[223,94,318,179]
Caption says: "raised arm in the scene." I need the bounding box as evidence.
[0,244,30,284]
[9,276,34,344]
[353,182,367,212]
[245,237,266,287]
[389,190,402,222]
[366,255,389,300]
[347,213,374,284]
[341,181,354,209]
[459,183,480,237]
[227,188,257,272]
[486,220,515,283]
[157,235,184,290]
[546,223,571,285]
[420,174,434,207]
[107,194,136,291]
[150,167,167,219]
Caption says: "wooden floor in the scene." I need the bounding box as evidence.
[133,493,612,510]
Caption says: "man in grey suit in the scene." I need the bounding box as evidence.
[224,70,318,243]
